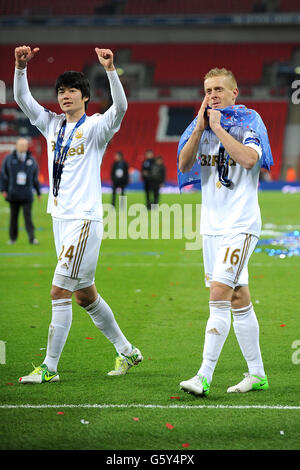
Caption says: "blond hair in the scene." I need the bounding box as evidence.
[204,68,237,89]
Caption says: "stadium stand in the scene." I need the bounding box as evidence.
[0,43,297,88]
[1,0,299,183]
[1,99,287,184]
[1,0,300,16]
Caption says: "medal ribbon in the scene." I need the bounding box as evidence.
[53,113,86,198]
[217,144,232,188]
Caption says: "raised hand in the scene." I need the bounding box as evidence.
[15,45,40,70]
[195,95,209,132]
[207,108,222,131]
[95,48,115,71]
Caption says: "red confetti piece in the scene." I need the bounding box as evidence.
[132,417,139,422]
[6,382,14,386]
[182,443,190,448]
[85,337,94,340]
[170,396,180,400]
[280,324,286,327]
[166,423,174,429]
[107,267,112,271]
[56,412,64,415]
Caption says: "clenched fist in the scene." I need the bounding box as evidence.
[95,48,115,72]
[15,45,40,69]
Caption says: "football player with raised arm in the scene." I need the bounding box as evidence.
[178,68,269,396]
[14,45,143,383]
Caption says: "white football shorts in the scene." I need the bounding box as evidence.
[203,232,258,289]
[52,217,103,292]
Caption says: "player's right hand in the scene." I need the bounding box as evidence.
[195,95,209,132]
[15,45,40,69]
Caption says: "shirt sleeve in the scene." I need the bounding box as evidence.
[13,67,53,137]
[96,70,128,142]
[243,128,263,159]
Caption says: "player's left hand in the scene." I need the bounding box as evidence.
[207,108,222,130]
[95,48,115,71]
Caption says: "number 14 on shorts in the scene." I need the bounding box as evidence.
[58,245,75,262]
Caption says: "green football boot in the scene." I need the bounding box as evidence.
[107,346,143,376]
[19,364,59,384]
[227,373,269,393]
[180,374,210,397]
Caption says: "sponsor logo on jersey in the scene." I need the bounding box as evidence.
[200,154,236,167]
[50,140,84,156]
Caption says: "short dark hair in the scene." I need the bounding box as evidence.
[55,71,90,110]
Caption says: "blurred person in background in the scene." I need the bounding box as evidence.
[141,149,166,209]
[110,150,129,207]
[150,155,166,205]
[0,137,41,245]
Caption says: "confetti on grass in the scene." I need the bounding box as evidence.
[165,423,174,430]
[182,443,190,448]
[132,417,139,422]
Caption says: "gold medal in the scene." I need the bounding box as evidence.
[216,181,222,189]
[54,198,58,206]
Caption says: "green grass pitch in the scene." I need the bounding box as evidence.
[0,189,300,451]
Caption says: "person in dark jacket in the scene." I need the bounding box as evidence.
[141,150,166,209]
[150,155,166,205]
[0,137,41,244]
[110,151,129,207]
[141,149,156,209]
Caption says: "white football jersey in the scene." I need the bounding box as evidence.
[14,68,127,221]
[198,126,263,237]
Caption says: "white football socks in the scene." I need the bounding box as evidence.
[232,303,265,378]
[85,294,132,356]
[44,298,72,373]
[197,300,231,384]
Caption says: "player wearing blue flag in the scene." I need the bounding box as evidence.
[14,45,143,384]
[178,68,270,396]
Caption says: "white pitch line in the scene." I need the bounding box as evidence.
[1,404,300,410]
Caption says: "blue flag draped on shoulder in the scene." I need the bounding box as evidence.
[177,104,273,191]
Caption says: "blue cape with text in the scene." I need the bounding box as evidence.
[177,105,273,191]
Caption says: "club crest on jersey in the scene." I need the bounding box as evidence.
[75,129,83,139]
